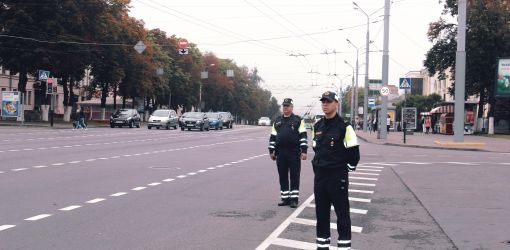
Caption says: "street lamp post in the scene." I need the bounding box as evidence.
[353,2,370,132]
[344,61,356,124]
[346,39,360,125]
[199,63,215,112]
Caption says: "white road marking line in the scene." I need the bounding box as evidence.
[0,225,16,231]
[123,154,132,157]
[59,205,81,211]
[368,163,395,166]
[349,189,374,194]
[0,171,4,174]
[307,204,368,214]
[33,165,49,169]
[110,192,127,197]
[445,162,478,165]
[499,163,510,165]
[8,149,21,152]
[350,176,378,181]
[187,172,196,176]
[357,165,384,169]
[271,238,316,250]
[163,178,175,182]
[68,161,81,164]
[111,156,120,159]
[349,197,371,203]
[207,167,216,170]
[12,168,28,171]
[23,148,34,151]
[37,147,47,150]
[51,163,65,166]
[290,218,363,233]
[350,182,376,187]
[355,168,382,172]
[177,175,187,178]
[198,170,207,173]
[85,159,96,162]
[25,214,52,221]
[86,198,105,204]
[399,162,432,165]
[98,157,108,160]
[148,182,161,186]
[350,172,380,176]
[134,153,141,156]
[63,146,72,148]
[132,187,146,191]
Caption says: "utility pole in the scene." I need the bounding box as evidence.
[353,2,371,132]
[346,39,360,125]
[344,61,356,123]
[380,0,391,139]
[454,0,467,142]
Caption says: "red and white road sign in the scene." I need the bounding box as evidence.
[178,39,188,48]
[380,86,390,96]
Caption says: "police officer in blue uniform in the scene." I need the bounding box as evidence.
[312,91,360,250]
[268,98,308,208]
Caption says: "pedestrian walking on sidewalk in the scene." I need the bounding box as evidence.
[425,117,431,134]
[268,98,308,208]
[387,114,391,133]
[311,91,360,250]
[78,105,87,130]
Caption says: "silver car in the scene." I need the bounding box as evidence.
[148,109,178,130]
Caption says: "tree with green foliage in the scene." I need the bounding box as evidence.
[424,0,510,119]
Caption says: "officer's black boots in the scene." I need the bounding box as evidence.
[278,198,290,206]
[290,199,298,208]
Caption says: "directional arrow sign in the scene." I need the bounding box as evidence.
[179,48,189,55]
[399,77,412,89]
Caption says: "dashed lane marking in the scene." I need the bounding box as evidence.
[0,225,16,231]
[33,165,48,168]
[162,178,175,182]
[132,187,146,191]
[59,205,81,211]
[86,198,105,204]
[177,175,186,178]
[148,182,161,186]
[110,192,127,197]
[11,168,28,172]
[24,214,52,221]
[444,162,478,165]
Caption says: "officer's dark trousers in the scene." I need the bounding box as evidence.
[314,167,351,249]
[276,149,301,202]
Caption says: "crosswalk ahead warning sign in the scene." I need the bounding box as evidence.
[399,77,412,89]
[38,70,50,81]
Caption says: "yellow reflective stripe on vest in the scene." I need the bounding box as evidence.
[312,125,316,147]
[343,125,359,148]
[298,119,306,133]
[271,123,277,135]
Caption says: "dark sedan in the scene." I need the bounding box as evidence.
[180,112,210,131]
[110,109,141,128]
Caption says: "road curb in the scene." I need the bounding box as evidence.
[357,135,490,152]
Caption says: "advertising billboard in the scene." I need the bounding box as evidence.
[1,91,21,117]
[496,58,510,96]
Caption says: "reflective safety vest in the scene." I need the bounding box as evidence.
[311,114,360,169]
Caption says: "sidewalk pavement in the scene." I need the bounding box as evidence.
[356,130,510,153]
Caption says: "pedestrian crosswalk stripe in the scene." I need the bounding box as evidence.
[350,182,376,187]
[307,204,368,214]
[0,225,16,231]
[355,168,382,172]
[399,162,432,165]
[291,218,363,233]
[368,163,396,166]
[349,197,371,203]
[271,238,317,250]
[350,176,378,181]
[349,189,374,194]
[357,165,385,169]
[444,162,478,165]
[351,172,380,176]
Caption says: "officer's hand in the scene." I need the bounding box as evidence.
[270,153,277,161]
[300,153,307,160]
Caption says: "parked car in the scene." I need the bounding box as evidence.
[148,109,178,130]
[110,109,141,128]
[180,112,210,131]
[258,117,271,126]
[219,111,234,129]
[206,112,223,130]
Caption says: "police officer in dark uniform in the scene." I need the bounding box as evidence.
[312,91,360,250]
[268,98,308,208]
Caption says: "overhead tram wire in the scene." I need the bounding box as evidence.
[139,0,298,56]
[256,0,331,50]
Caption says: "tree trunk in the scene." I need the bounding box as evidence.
[122,96,126,108]
[69,77,75,107]
[17,68,28,98]
[113,83,117,110]
[100,82,108,109]
[62,76,69,107]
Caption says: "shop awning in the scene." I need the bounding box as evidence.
[430,107,441,114]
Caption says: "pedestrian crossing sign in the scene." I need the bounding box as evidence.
[399,77,412,89]
[38,70,50,81]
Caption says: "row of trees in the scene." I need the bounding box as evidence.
[0,0,280,121]
[424,0,510,120]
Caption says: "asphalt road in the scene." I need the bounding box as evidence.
[1,125,509,250]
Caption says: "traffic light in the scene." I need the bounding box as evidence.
[46,82,53,94]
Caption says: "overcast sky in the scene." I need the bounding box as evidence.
[129,0,445,115]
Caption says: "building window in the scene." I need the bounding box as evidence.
[1,88,6,92]
[28,91,32,105]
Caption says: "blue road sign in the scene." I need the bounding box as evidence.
[368,97,375,108]
[399,77,412,89]
[38,70,50,81]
